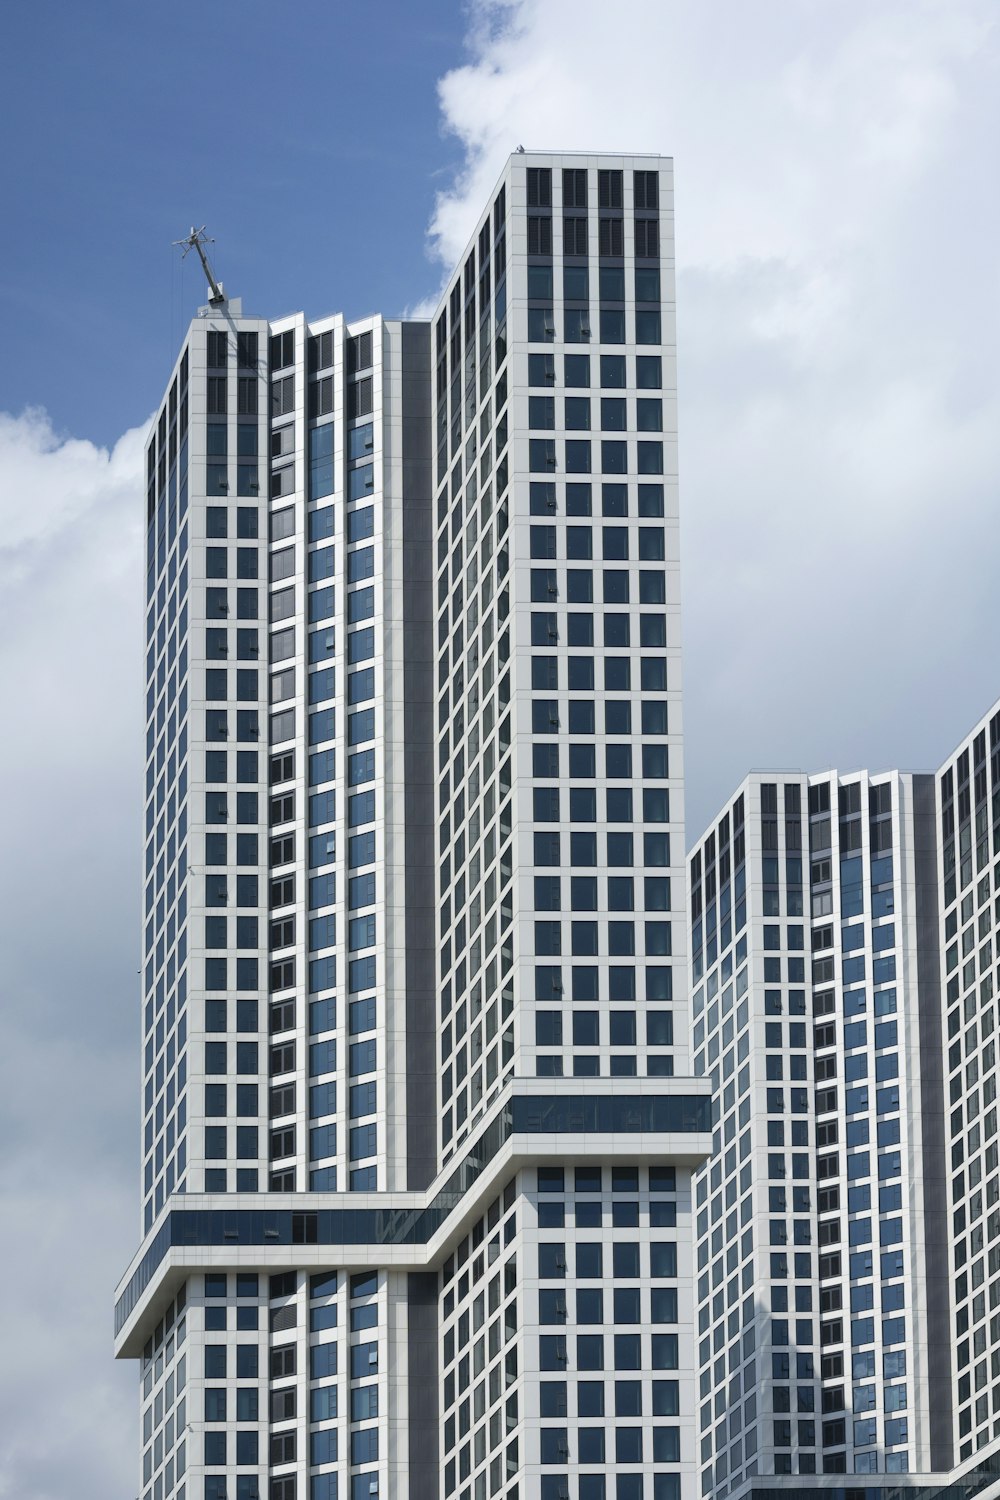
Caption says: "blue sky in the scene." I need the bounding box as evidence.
[0,0,467,445]
[1,3,1000,1497]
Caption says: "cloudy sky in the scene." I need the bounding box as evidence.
[1,2,999,1496]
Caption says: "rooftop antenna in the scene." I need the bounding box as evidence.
[174,226,226,305]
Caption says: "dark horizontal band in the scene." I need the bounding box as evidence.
[743,1450,1000,1500]
[116,1091,713,1335]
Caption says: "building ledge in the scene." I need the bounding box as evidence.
[115,1074,712,1356]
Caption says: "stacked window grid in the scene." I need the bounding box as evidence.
[140,1283,190,1498]
[196,322,271,1200]
[515,162,682,1093]
[143,318,274,1227]
[264,315,390,1198]
[143,341,193,1232]
[434,169,518,1162]
[527,1162,690,1500]
[432,155,684,1165]
[440,1178,522,1498]
[179,1266,395,1500]
[689,773,939,1495]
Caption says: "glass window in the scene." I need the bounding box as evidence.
[565,397,591,430]
[530,395,556,429]
[528,307,556,341]
[564,265,589,300]
[600,309,625,343]
[529,353,556,386]
[564,354,590,387]
[600,355,626,388]
[599,396,625,431]
[566,482,592,516]
[636,310,662,344]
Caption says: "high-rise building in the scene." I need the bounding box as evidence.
[687,698,1000,1500]
[115,152,713,1500]
[688,771,949,1493]
[937,704,1000,1466]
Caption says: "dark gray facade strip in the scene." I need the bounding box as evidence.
[407,1272,440,1500]
[912,772,953,1471]
[400,320,437,1191]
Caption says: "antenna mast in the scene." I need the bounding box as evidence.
[175,226,226,305]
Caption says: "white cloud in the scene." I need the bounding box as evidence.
[0,408,146,1500]
[429,0,1000,835]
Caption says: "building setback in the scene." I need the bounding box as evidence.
[116,152,714,1500]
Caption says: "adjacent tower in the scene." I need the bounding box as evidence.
[687,699,1000,1500]
[937,703,1000,1468]
[116,152,712,1500]
[688,772,949,1495]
